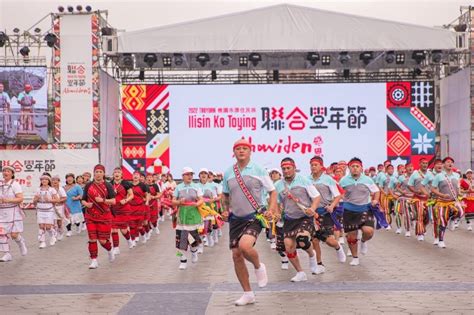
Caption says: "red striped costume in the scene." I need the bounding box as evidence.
[83,181,116,241]
[111,180,133,229]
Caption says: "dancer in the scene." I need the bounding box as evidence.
[52,175,67,241]
[111,167,134,253]
[460,169,474,231]
[33,174,59,248]
[64,173,84,236]
[408,158,431,241]
[128,171,150,246]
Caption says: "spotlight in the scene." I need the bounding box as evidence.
[454,24,467,32]
[19,46,30,57]
[359,51,373,65]
[122,54,134,68]
[248,52,261,66]
[34,27,41,33]
[395,53,405,64]
[220,53,232,66]
[385,51,395,64]
[431,50,443,63]
[76,5,83,11]
[338,52,351,64]
[273,70,279,81]
[13,28,20,34]
[0,32,9,47]
[173,53,184,66]
[343,69,350,79]
[44,33,57,48]
[138,70,145,81]
[306,52,320,66]
[321,55,331,65]
[162,56,172,67]
[67,6,74,13]
[58,6,65,12]
[211,70,217,81]
[101,27,113,36]
[196,53,210,67]
[143,53,157,67]
[239,56,248,66]
[85,5,92,12]
[412,50,426,64]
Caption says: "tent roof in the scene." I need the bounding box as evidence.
[118,3,456,53]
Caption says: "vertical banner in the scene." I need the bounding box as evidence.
[59,14,93,142]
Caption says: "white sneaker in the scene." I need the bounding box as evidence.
[417,235,424,241]
[218,229,223,237]
[203,236,208,247]
[108,250,115,262]
[433,237,439,246]
[208,235,215,247]
[113,247,121,255]
[338,237,345,245]
[405,231,411,237]
[146,232,152,241]
[50,236,57,246]
[360,241,368,255]
[312,264,326,275]
[0,252,12,262]
[235,293,256,306]
[128,239,134,249]
[291,271,308,282]
[160,216,165,222]
[197,244,204,254]
[454,220,460,229]
[270,241,276,250]
[468,224,473,231]
[179,261,187,270]
[309,254,317,274]
[141,235,147,244]
[89,259,98,269]
[281,261,289,270]
[154,227,160,234]
[350,258,360,266]
[191,251,199,263]
[77,224,83,234]
[213,232,219,244]
[448,220,456,231]
[438,241,446,248]
[39,241,46,249]
[57,232,64,241]
[255,263,268,288]
[336,247,347,263]
[385,225,392,231]
[18,240,27,256]
[347,248,352,257]
[395,228,402,234]
[66,231,72,237]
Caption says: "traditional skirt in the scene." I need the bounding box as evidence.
[228,213,262,249]
[283,216,315,239]
[37,208,55,225]
[176,205,203,230]
[343,210,375,232]
[463,197,474,220]
[0,205,24,234]
[86,219,112,241]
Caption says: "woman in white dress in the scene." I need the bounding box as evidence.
[52,175,67,241]
[33,174,59,248]
[0,166,27,262]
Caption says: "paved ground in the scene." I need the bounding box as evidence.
[0,213,473,314]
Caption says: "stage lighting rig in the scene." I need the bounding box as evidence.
[220,53,232,65]
[162,56,172,67]
[359,51,373,65]
[396,53,405,64]
[412,50,426,64]
[143,53,158,67]
[196,53,210,67]
[239,56,248,66]
[85,5,92,12]
[321,55,331,65]
[338,52,351,65]
[0,32,9,47]
[76,5,83,12]
[67,6,74,13]
[173,53,184,66]
[19,46,30,57]
[385,51,395,64]
[122,54,134,68]
[248,52,261,66]
[58,6,65,12]
[431,50,443,63]
[44,33,58,48]
[306,52,320,66]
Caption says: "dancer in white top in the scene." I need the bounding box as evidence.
[52,175,67,241]
[33,174,59,248]
[0,166,27,262]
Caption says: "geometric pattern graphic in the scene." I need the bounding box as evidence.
[387,82,411,108]
[386,81,435,168]
[121,85,170,179]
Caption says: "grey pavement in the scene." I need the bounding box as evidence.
[0,213,473,314]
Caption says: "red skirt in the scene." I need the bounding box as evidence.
[86,219,112,241]
[463,198,474,219]
[112,204,132,229]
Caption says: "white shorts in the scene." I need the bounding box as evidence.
[37,211,55,225]
[0,207,24,234]
[70,212,85,224]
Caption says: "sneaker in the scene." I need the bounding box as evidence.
[203,236,208,247]
[255,263,268,288]
[132,240,137,248]
[57,232,64,241]
[191,251,199,263]
[454,219,460,229]
[77,224,83,234]
[197,244,204,254]
[360,242,368,255]
[312,264,325,275]
[309,254,317,274]
[395,228,402,234]
[218,229,223,237]
[89,259,98,269]
[141,235,147,244]
[213,232,219,244]
[281,261,289,270]
[18,240,27,256]
[290,271,308,282]
[385,225,392,231]
[0,252,12,262]
[108,250,115,262]
[350,258,360,266]
[417,235,424,241]
[270,241,277,250]
[179,260,187,270]
[235,293,256,306]
[448,220,456,231]
[468,224,473,231]
[39,241,46,249]
[433,237,439,246]
[347,248,352,257]
[66,231,72,237]
[438,241,446,248]
[128,239,134,249]
[113,247,121,255]
[208,235,215,247]
[336,247,347,263]
[160,216,165,222]
[50,236,57,246]
[154,227,160,235]
[405,231,411,237]
[338,237,345,245]
[146,232,152,241]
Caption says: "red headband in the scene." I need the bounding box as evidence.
[94,164,105,172]
[233,142,252,151]
[310,157,324,166]
[281,161,296,168]
[348,161,363,167]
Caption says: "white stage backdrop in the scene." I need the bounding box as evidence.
[60,14,93,142]
[1,149,99,201]
[168,84,387,175]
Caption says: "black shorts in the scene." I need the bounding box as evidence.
[175,229,201,250]
[283,216,315,239]
[229,217,262,249]
[343,210,375,233]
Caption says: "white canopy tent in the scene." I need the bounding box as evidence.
[118,3,457,53]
